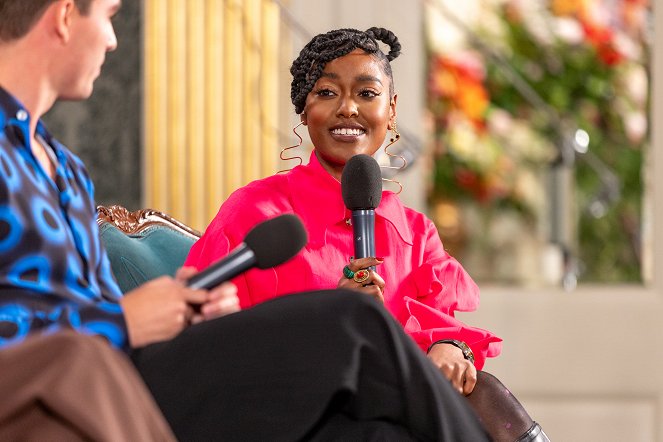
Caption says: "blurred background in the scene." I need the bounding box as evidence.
[43,0,663,440]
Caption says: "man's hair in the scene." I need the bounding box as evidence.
[0,0,93,42]
[289,27,401,115]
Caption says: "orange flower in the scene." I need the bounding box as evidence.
[429,56,490,123]
[552,0,589,16]
[456,82,490,122]
[429,67,459,98]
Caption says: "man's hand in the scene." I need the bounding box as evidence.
[120,276,208,348]
[120,267,242,348]
[427,343,477,395]
[174,267,240,323]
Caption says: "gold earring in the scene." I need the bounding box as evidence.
[380,121,406,194]
[278,122,305,174]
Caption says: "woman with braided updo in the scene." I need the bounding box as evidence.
[187,27,548,442]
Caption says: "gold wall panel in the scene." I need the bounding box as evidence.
[144,0,281,230]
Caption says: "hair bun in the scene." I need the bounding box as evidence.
[365,27,401,61]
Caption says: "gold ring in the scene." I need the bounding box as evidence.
[353,269,370,284]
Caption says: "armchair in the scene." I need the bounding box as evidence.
[96,205,201,293]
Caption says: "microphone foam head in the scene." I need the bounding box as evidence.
[341,154,383,210]
[244,214,308,269]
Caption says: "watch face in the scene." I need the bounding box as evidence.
[456,341,474,363]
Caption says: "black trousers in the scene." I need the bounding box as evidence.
[131,290,490,442]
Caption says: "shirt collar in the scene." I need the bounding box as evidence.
[0,85,29,137]
[289,151,413,246]
[0,85,55,149]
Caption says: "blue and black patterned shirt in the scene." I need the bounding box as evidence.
[0,86,128,350]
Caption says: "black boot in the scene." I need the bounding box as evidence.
[466,371,551,442]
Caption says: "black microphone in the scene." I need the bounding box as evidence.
[341,154,382,270]
[186,214,308,290]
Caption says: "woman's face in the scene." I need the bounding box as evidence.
[301,49,397,180]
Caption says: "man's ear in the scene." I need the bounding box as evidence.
[53,0,77,43]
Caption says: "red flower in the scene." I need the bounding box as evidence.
[455,168,479,191]
[580,19,624,66]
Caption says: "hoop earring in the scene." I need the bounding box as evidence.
[380,121,407,194]
[278,122,304,174]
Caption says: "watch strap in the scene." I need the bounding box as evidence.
[427,339,475,365]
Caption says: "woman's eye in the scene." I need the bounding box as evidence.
[315,89,335,97]
[359,90,380,98]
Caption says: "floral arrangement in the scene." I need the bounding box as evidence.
[426,0,650,283]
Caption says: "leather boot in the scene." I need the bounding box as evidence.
[465,372,552,442]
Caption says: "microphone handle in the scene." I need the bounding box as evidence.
[351,209,376,271]
[186,243,256,290]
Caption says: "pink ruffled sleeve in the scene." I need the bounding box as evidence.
[394,218,502,370]
[402,296,502,370]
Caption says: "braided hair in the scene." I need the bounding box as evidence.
[290,27,401,115]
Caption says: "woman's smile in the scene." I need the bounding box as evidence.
[329,125,367,142]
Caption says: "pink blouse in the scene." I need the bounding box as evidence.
[185,152,502,368]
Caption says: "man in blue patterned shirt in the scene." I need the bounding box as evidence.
[0,0,237,352]
[0,1,491,441]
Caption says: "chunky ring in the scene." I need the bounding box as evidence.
[343,265,355,279]
[353,269,370,284]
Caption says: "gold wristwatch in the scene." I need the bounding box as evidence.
[427,339,475,365]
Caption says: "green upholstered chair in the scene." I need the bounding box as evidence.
[97,205,201,293]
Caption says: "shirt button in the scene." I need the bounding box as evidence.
[16,110,28,121]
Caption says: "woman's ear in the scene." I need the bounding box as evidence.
[300,112,308,126]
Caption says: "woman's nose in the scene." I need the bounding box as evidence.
[336,96,358,118]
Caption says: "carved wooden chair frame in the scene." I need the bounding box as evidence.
[96,205,201,240]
